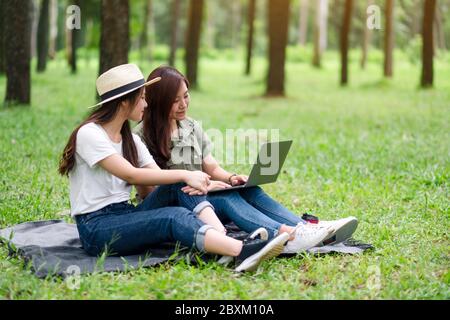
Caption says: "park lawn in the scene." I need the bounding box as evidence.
[0,52,449,299]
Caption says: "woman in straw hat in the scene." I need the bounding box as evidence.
[135,66,359,256]
[58,63,290,272]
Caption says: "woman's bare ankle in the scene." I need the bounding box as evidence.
[279,224,295,240]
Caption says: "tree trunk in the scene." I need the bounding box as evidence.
[298,0,309,46]
[37,0,50,72]
[48,0,58,59]
[434,3,446,50]
[184,0,204,88]
[168,0,181,66]
[56,1,65,52]
[340,0,353,86]
[421,0,436,88]
[312,1,321,67]
[30,0,39,59]
[69,0,83,74]
[205,1,215,49]
[66,24,72,69]
[383,0,394,78]
[70,21,78,73]
[266,0,290,96]
[361,0,374,69]
[76,3,87,49]
[319,0,328,52]
[140,0,153,62]
[4,0,32,106]
[140,0,148,49]
[312,0,328,68]
[0,0,5,74]
[245,0,256,75]
[230,1,242,49]
[99,0,129,76]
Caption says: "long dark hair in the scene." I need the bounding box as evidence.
[142,66,189,168]
[59,88,143,176]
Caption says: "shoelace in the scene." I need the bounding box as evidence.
[304,223,325,230]
[295,224,327,237]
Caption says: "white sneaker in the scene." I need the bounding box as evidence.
[282,223,333,254]
[315,216,358,246]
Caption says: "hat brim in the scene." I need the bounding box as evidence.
[88,76,161,109]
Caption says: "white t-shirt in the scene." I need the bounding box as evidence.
[69,122,155,217]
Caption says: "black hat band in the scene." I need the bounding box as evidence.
[100,78,145,102]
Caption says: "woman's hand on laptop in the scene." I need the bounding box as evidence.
[208,180,232,192]
[230,174,248,186]
[181,180,231,195]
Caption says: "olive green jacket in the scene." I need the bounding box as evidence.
[134,117,211,171]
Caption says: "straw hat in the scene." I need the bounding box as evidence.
[89,63,161,108]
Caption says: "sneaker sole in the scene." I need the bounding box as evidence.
[320,218,358,246]
[235,232,289,272]
[217,255,234,265]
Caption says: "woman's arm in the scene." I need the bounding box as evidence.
[135,163,160,199]
[99,153,210,193]
[202,154,247,186]
[202,154,233,182]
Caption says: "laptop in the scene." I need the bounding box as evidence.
[209,140,293,193]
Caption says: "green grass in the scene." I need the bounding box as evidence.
[0,51,449,299]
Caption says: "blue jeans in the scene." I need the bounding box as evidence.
[75,184,214,257]
[207,186,305,239]
[147,183,215,215]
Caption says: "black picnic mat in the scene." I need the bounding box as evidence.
[0,219,373,278]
